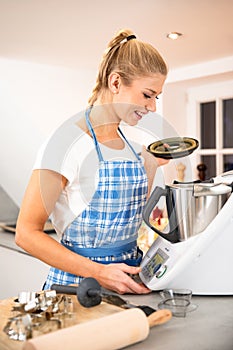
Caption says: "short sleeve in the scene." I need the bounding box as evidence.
[33,113,89,183]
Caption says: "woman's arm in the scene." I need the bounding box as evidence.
[16,169,150,294]
[16,169,95,276]
[141,145,169,197]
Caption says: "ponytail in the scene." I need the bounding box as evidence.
[88,29,167,106]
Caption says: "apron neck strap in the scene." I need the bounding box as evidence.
[85,107,141,162]
[85,107,104,162]
[117,127,141,161]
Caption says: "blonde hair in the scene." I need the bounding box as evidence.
[88,29,168,106]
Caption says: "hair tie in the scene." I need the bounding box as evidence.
[120,34,136,44]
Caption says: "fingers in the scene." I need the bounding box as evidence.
[142,144,170,167]
[126,278,151,294]
[116,264,142,275]
[155,157,170,166]
[97,263,151,295]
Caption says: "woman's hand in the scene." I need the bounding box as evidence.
[141,145,169,167]
[93,263,151,294]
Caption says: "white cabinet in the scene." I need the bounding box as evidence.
[0,246,50,299]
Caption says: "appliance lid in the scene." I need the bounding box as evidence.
[147,137,199,159]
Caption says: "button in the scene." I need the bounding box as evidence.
[156,265,167,278]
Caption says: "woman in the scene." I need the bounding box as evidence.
[16,29,168,294]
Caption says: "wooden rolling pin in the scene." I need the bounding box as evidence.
[23,308,171,350]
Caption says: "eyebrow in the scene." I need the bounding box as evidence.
[145,88,162,95]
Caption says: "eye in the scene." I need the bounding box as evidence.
[156,96,159,100]
[143,93,152,99]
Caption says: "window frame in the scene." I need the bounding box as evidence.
[186,80,233,178]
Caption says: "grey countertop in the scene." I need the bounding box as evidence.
[1,230,233,350]
[124,292,233,350]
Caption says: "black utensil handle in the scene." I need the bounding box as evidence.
[136,305,156,316]
[51,284,77,294]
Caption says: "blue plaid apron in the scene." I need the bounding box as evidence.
[43,108,148,289]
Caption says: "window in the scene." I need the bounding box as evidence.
[187,81,233,179]
[199,98,233,178]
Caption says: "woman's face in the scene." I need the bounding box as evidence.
[111,73,166,126]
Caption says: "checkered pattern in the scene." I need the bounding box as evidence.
[44,159,148,289]
[43,109,148,289]
[43,246,140,289]
[64,161,147,245]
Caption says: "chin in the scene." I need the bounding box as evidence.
[125,120,138,127]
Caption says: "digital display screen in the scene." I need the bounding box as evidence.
[145,248,169,279]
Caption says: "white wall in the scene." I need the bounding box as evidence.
[162,57,233,184]
[1,56,233,205]
[0,58,96,205]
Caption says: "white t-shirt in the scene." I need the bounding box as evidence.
[33,111,140,238]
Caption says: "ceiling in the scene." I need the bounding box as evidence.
[0,0,233,72]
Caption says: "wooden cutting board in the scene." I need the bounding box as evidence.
[1,294,171,350]
[0,295,122,350]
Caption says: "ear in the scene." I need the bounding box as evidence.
[108,72,121,94]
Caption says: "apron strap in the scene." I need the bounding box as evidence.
[61,239,143,266]
[85,107,104,162]
[85,107,141,163]
[117,127,141,162]
[61,239,137,258]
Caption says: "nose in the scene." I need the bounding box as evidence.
[146,98,157,112]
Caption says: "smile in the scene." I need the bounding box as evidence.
[135,111,144,120]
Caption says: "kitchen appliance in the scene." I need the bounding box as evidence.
[143,180,231,243]
[139,171,233,295]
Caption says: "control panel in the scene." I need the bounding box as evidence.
[139,235,178,287]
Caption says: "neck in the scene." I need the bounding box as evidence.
[75,103,125,149]
[89,104,120,135]
[88,107,124,149]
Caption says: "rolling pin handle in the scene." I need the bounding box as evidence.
[51,278,102,308]
[51,284,77,294]
[147,309,172,328]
